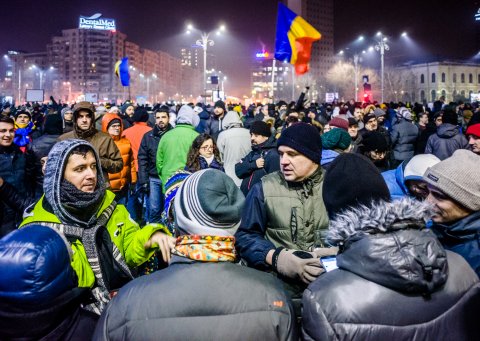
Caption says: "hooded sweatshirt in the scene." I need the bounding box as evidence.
[217,111,252,186]
[425,123,469,160]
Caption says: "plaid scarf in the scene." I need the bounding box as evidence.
[172,235,236,262]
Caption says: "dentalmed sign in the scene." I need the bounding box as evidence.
[79,13,116,31]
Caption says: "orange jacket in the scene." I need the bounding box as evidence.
[102,113,137,192]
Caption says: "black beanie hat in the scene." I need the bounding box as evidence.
[14,110,32,120]
[156,105,170,114]
[132,107,149,122]
[107,118,122,129]
[323,153,391,219]
[363,112,376,124]
[361,131,388,153]
[214,100,226,112]
[43,113,64,135]
[277,122,321,164]
[250,120,271,137]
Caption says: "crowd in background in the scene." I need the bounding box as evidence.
[0,91,479,340]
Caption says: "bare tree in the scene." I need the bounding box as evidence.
[326,61,380,101]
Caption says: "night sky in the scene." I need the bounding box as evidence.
[2,0,479,97]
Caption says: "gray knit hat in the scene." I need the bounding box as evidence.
[423,149,480,211]
[174,169,245,236]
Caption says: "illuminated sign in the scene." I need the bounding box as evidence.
[256,51,270,58]
[476,8,480,21]
[79,13,116,31]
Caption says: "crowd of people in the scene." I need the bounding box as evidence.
[0,92,479,340]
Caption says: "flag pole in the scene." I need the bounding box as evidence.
[271,59,276,103]
[291,65,295,101]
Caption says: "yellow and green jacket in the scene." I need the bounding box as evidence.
[21,190,170,288]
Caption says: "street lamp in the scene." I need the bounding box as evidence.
[140,73,158,103]
[187,24,226,99]
[63,81,71,102]
[374,32,390,103]
[29,65,54,90]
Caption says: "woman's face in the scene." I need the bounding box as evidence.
[199,139,214,158]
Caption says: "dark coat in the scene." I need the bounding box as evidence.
[137,124,172,186]
[27,133,61,198]
[0,144,33,237]
[185,155,224,173]
[235,137,280,196]
[195,109,210,134]
[390,118,419,160]
[93,259,297,341]
[204,114,224,141]
[415,122,437,154]
[425,123,469,160]
[302,198,480,341]
[431,210,480,277]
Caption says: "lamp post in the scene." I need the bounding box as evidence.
[353,54,359,102]
[187,24,225,100]
[374,32,390,103]
[63,81,71,102]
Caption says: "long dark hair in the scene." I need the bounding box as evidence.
[186,133,221,172]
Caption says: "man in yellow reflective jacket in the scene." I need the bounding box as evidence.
[21,139,174,314]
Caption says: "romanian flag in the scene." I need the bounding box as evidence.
[274,3,321,75]
[115,57,130,86]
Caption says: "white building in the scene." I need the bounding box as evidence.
[394,61,480,103]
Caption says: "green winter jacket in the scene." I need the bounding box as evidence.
[156,124,199,190]
[20,190,169,288]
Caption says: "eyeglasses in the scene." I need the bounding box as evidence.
[200,145,214,151]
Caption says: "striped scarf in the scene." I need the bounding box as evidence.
[22,200,133,315]
[172,235,236,262]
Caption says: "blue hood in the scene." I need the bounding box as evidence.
[382,161,409,200]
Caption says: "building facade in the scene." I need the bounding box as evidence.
[394,61,480,103]
[7,24,202,104]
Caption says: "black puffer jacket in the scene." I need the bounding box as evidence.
[137,124,172,186]
[302,198,480,341]
[93,259,297,341]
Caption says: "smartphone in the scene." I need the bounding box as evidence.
[321,256,338,272]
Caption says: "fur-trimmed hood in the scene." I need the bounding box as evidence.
[327,198,448,294]
[327,197,432,244]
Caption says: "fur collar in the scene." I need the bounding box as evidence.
[327,197,434,246]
